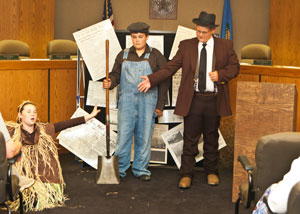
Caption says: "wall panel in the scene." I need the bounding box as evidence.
[0,0,54,58]
[0,60,77,123]
[0,69,48,122]
[54,0,270,60]
[49,68,77,123]
[269,0,300,66]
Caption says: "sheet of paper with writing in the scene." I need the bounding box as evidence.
[73,19,121,81]
[169,25,196,60]
[86,80,118,109]
[171,68,182,106]
[57,107,117,169]
[161,123,226,169]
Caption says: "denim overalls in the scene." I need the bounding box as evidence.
[115,48,158,177]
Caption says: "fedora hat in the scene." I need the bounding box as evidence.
[192,11,219,28]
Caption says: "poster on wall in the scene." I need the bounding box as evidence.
[126,35,164,54]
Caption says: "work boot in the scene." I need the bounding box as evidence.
[207,174,219,186]
[178,177,191,189]
[139,174,151,181]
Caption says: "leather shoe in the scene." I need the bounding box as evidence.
[139,174,151,181]
[207,174,219,186]
[178,177,191,189]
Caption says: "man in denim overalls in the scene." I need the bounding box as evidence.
[103,22,169,181]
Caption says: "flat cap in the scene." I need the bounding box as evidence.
[127,22,150,33]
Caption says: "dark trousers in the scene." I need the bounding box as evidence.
[179,93,220,177]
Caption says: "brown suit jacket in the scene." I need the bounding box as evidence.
[148,36,240,117]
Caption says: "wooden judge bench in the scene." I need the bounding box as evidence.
[0,60,78,124]
[3,62,300,124]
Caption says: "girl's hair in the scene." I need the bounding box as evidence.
[17,100,37,123]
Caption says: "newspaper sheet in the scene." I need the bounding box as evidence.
[161,123,226,168]
[150,124,169,163]
[158,109,183,124]
[110,109,118,132]
[86,80,118,109]
[109,109,118,125]
[111,124,118,132]
[130,124,168,164]
[73,19,121,81]
[151,124,169,149]
[169,26,196,60]
[57,107,117,169]
[172,68,182,106]
[0,112,10,142]
[126,35,164,54]
[168,26,196,105]
[166,90,171,107]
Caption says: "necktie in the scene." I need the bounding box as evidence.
[198,43,207,92]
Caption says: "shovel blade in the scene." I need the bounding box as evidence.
[96,156,120,184]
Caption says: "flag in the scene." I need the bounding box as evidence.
[102,0,114,26]
[221,0,233,40]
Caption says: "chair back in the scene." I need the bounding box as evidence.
[47,39,77,59]
[0,132,8,203]
[253,132,300,202]
[240,44,272,65]
[241,44,271,60]
[0,40,30,59]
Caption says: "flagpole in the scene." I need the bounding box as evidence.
[106,0,108,18]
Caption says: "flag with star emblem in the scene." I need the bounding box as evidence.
[221,0,233,40]
[102,0,114,26]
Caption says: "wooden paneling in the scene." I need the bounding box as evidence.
[49,69,77,123]
[269,0,300,66]
[49,68,77,154]
[0,69,48,122]
[0,60,77,124]
[237,65,300,131]
[229,74,260,114]
[0,0,54,58]
[0,0,20,39]
[0,60,77,70]
[232,81,297,201]
[261,76,299,129]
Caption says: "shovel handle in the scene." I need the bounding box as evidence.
[105,39,110,157]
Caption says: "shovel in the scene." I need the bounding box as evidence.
[96,39,120,184]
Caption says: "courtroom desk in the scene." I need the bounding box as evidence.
[0,60,77,124]
[229,64,300,131]
[230,64,300,201]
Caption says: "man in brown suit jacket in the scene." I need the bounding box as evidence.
[138,11,239,189]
